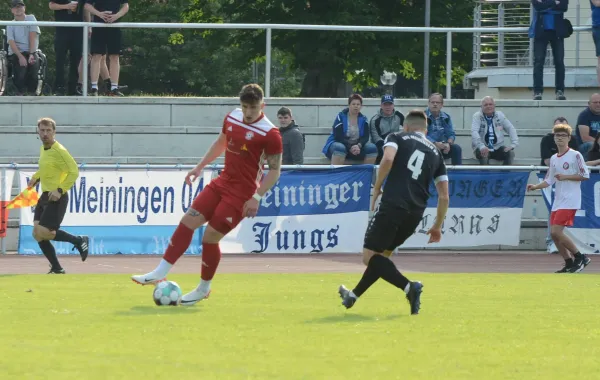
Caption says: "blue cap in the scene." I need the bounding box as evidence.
[381,95,394,104]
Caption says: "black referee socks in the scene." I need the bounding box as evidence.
[53,230,80,245]
[38,240,61,270]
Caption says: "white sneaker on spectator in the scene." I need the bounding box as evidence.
[547,242,558,254]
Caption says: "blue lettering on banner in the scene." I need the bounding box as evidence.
[250,222,340,253]
[257,165,372,217]
[428,171,529,208]
[25,176,203,224]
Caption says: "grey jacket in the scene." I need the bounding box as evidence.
[471,110,519,151]
[369,109,404,145]
[281,122,304,165]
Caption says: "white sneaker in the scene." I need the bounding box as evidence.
[547,242,558,254]
[180,289,211,306]
[131,272,166,286]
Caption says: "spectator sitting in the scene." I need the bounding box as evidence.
[471,96,519,165]
[425,93,462,165]
[586,133,600,165]
[369,94,404,164]
[575,93,600,160]
[6,0,41,96]
[322,94,378,165]
[277,106,305,165]
[539,116,579,254]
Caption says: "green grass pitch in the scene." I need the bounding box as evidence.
[1,273,599,379]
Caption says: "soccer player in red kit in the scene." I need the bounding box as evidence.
[131,84,283,305]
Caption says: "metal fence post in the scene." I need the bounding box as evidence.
[446,31,452,100]
[265,28,272,98]
[576,1,581,67]
[82,25,88,97]
[1,167,6,254]
[498,3,505,67]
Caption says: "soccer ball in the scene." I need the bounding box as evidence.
[153,281,182,306]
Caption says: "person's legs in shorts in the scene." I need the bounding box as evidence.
[89,28,107,93]
[338,206,424,314]
[106,28,123,96]
[179,198,244,305]
[132,183,219,285]
[32,193,85,272]
[550,209,589,273]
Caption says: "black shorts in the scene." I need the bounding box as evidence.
[363,202,423,253]
[90,27,121,55]
[34,192,69,231]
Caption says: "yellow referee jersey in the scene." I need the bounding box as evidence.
[31,141,79,193]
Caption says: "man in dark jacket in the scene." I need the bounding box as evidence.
[277,107,304,165]
[529,0,569,100]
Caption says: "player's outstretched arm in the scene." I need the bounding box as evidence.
[257,153,282,196]
[185,133,227,184]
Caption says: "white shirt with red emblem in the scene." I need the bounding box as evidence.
[544,149,590,211]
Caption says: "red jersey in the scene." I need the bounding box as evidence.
[211,108,283,207]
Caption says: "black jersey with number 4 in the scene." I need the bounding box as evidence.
[381,131,448,212]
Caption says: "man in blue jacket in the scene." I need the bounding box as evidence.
[529,0,569,100]
[425,93,462,165]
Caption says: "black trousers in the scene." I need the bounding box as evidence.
[533,30,565,94]
[54,27,83,94]
[9,53,40,94]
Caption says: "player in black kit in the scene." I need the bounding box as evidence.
[338,109,450,315]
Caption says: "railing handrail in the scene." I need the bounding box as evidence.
[0,20,592,33]
[1,163,600,171]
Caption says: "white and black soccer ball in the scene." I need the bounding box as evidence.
[153,281,182,306]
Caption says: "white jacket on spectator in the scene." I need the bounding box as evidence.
[471,110,519,151]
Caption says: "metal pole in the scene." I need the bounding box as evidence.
[446,31,452,100]
[265,28,272,98]
[423,0,431,97]
[82,25,89,96]
[1,168,6,254]
[498,3,505,66]
[576,1,581,67]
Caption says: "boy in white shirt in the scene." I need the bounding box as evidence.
[527,123,591,273]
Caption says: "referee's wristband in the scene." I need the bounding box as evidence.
[252,193,262,202]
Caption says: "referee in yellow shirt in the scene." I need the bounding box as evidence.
[28,117,89,274]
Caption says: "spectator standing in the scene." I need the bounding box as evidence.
[84,0,129,96]
[49,0,84,95]
[529,0,569,100]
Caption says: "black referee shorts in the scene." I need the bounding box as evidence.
[363,202,423,253]
[34,192,69,231]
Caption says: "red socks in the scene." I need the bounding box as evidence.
[201,243,221,281]
[163,223,195,264]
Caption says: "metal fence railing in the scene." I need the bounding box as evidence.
[0,21,594,100]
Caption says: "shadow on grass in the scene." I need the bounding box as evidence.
[304,313,404,324]
[0,274,17,278]
[115,305,202,316]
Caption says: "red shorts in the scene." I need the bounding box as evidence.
[550,209,577,227]
[191,182,244,235]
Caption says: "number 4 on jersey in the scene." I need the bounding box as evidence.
[407,150,425,179]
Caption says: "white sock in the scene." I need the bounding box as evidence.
[111,82,118,90]
[349,290,358,299]
[91,82,98,89]
[153,259,172,278]
[197,279,211,294]
[404,283,411,294]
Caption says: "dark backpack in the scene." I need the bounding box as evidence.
[374,111,404,139]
